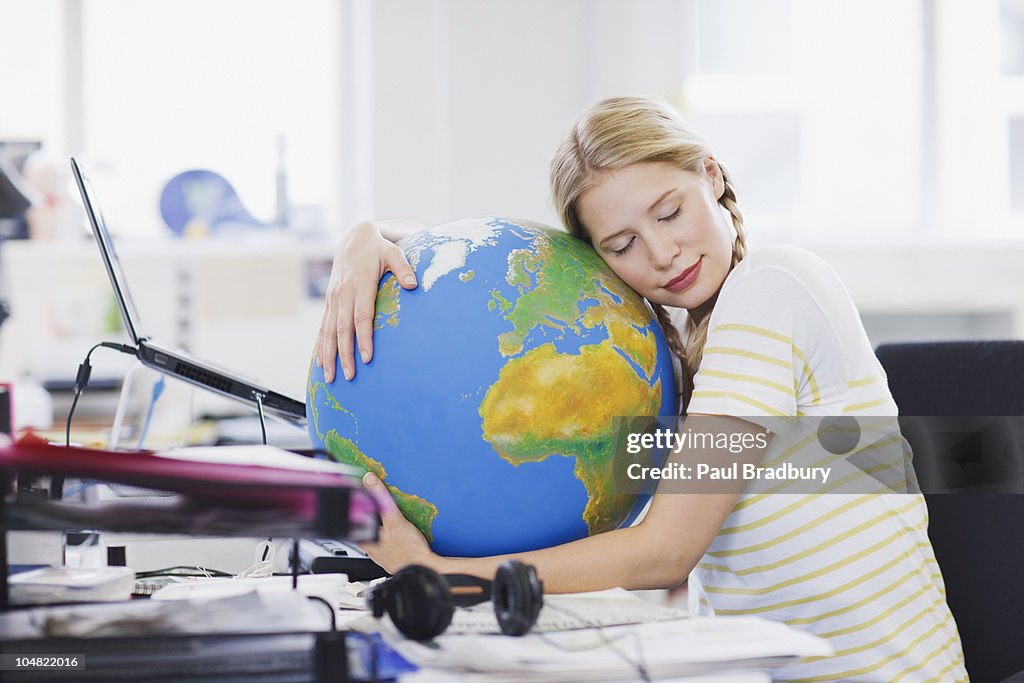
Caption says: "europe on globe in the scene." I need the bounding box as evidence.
[307,217,676,557]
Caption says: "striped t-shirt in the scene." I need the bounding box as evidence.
[681,245,967,682]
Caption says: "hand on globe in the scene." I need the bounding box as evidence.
[316,221,419,383]
[360,471,438,573]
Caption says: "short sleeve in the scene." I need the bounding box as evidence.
[687,266,821,422]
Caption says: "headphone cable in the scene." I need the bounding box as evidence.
[535,601,652,682]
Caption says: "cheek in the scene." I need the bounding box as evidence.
[604,259,644,289]
[702,240,734,293]
[713,208,736,249]
[695,210,734,262]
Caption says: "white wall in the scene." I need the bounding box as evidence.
[358,0,697,228]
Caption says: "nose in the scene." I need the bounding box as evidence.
[649,230,680,270]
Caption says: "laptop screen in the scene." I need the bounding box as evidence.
[70,158,146,346]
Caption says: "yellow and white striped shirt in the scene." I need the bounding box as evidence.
[683,245,966,682]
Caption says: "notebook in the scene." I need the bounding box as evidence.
[70,157,306,427]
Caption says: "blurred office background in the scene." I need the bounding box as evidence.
[1,0,1023,441]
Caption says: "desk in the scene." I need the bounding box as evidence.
[344,588,830,682]
[0,440,830,681]
[0,584,827,682]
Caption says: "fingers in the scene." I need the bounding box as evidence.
[335,287,357,382]
[354,246,415,365]
[383,244,418,290]
[316,305,339,383]
[321,328,339,383]
[360,470,435,573]
[362,471,400,517]
[318,228,415,383]
[352,283,376,366]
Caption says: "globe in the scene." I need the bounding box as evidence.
[306,217,676,557]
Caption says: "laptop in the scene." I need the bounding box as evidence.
[70,157,306,427]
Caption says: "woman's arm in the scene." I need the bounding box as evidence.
[361,414,770,593]
[316,219,425,382]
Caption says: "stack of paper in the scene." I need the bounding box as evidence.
[384,618,829,681]
[0,590,330,640]
[365,589,831,682]
[9,566,134,605]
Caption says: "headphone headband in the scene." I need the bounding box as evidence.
[368,560,544,640]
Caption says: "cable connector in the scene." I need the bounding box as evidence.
[72,342,136,397]
[66,341,139,447]
[73,358,93,397]
[99,342,139,357]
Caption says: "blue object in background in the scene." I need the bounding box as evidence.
[159,169,265,236]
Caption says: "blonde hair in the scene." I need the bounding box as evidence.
[550,97,748,411]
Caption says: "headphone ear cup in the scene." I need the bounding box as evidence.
[492,560,544,636]
[384,565,455,641]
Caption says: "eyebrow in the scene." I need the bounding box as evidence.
[596,188,677,249]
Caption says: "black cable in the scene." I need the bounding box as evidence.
[56,341,136,500]
[133,566,233,579]
[304,595,337,631]
[64,341,139,447]
[64,391,84,449]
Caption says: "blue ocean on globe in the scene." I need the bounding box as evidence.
[307,217,676,557]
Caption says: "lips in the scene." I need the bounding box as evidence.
[664,258,702,293]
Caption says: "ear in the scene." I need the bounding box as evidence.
[704,156,725,201]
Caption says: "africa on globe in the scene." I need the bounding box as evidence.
[307,218,676,557]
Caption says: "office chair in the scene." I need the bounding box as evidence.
[876,341,1024,683]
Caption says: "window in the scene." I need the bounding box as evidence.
[685,0,924,240]
[929,0,1024,238]
[1,0,343,238]
[0,0,64,148]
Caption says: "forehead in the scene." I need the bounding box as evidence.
[577,162,697,237]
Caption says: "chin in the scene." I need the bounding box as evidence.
[642,290,676,307]
[648,291,697,310]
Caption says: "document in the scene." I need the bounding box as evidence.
[385,617,829,681]
[0,590,330,640]
[363,589,831,682]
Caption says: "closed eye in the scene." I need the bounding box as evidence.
[658,206,682,222]
[611,236,636,256]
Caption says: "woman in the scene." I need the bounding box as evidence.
[315,97,965,682]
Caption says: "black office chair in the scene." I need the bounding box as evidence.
[876,341,1024,683]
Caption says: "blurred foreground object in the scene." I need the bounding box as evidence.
[0,150,41,333]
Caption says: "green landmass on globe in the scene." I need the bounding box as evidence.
[307,218,675,557]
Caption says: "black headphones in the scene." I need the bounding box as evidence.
[367,560,544,641]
